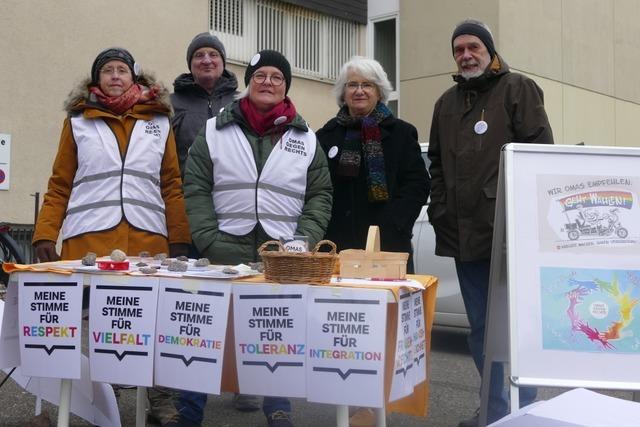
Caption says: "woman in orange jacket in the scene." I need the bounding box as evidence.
[33,47,190,262]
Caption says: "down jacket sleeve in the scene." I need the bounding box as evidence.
[182,126,218,256]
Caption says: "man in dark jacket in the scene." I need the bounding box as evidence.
[168,33,262,424]
[428,19,554,427]
[170,32,239,177]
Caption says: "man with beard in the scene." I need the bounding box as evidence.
[427,19,554,427]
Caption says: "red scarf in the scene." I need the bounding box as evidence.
[89,84,159,115]
[240,96,297,136]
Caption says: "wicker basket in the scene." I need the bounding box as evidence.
[258,239,337,284]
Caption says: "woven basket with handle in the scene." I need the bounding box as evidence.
[258,239,337,284]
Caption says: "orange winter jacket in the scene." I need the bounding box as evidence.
[33,76,190,260]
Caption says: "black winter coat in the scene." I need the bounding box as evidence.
[317,113,430,273]
[170,70,238,177]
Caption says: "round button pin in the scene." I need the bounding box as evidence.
[474,120,488,135]
[328,146,338,159]
[273,116,287,125]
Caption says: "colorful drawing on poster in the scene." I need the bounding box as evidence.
[538,175,640,252]
[541,267,640,353]
[558,191,632,241]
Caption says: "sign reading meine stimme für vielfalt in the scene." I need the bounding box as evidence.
[89,274,159,387]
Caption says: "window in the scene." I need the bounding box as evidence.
[371,16,399,113]
[210,0,243,36]
[210,0,363,81]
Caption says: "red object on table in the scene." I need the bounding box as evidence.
[96,260,130,270]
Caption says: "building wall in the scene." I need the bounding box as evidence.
[398,0,640,147]
[0,0,337,225]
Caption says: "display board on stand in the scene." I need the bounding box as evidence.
[481,143,640,425]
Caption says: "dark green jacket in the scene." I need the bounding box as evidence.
[183,100,333,264]
[428,55,554,261]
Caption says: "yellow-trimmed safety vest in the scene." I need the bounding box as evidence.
[61,115,169,239]
[206,117,315,238]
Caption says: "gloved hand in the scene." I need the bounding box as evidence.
[34,240,61,263]
[169,243,190,258]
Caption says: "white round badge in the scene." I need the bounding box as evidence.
[328,146,339,159]
[474,120,488,135]
[273,116,287,125]
[133,62,141,77]
[250,53,261,66]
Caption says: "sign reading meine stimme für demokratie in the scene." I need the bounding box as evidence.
[154,277,231,394]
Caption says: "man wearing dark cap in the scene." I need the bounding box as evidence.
[427,18,554,426]
[170,32,239,178]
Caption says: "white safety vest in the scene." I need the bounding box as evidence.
[206,118,316,238]
[61,115,170,240]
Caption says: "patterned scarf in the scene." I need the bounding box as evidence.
[89,83,159,115]
[336,102,391,202]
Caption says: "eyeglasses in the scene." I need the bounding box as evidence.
[345,81,376,92]
[252,72,285,86]
[100,65,130,76]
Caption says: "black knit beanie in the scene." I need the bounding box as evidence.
[186,32,226,70]
[451,21,496,59]
[91,47,137,84]
[244,50,292,94]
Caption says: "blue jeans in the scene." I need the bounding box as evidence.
[454,259,536,423]
[177,391,291,424]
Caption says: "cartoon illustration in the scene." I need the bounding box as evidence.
[563,206,629,240]
[541,268,640,353]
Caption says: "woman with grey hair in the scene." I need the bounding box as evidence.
[317,56,429,274]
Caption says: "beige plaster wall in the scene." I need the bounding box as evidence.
[398,0,640,150]
[0,0,335,225]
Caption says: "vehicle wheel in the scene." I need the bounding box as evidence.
[616,227,629,239]
[567,230,580,240]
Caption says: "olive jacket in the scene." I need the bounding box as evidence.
[427,55,554,261]
[183,100,333,265]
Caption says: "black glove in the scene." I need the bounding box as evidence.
[34,240,61,263]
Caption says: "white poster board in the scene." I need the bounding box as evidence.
[18,273,83,378]
[306,287,387,408]
[89,275,159,386]
[0,133,10,190]
[154,278,231,394]
[505,143,640,389]
[233,283,307,398]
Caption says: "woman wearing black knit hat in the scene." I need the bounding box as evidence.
[32,47,190,425]
[182,49,332,427]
